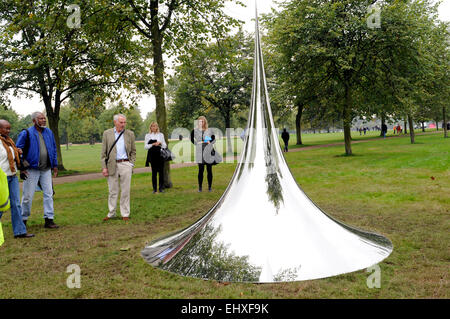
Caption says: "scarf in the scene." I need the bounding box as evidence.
[0,135,20,173]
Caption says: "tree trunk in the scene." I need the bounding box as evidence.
[435,119,439,131]
[404,118,408,134]
[343,86,352,155]
[225,115,232,154]
[295,103,303,145]
[45,95,65,171]
[408,114,415,144]
[443,106,448,138]
[380,113,386,137]
[421,122,425,132]
[151,4,171,189]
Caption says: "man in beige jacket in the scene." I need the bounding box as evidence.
[101,114,136,221]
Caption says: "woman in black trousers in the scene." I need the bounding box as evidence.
[145,122,167,193]
[191,116,215,192]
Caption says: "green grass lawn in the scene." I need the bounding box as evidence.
[0,133,448,298]
[58,128,445,175]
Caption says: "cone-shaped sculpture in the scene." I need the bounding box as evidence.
[141,10,393,283]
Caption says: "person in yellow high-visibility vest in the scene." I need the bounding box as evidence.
[0,167,10,246]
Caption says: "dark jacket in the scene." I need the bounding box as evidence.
[191,129,216,164]
[16,126,58,170]
[281,131,290,142]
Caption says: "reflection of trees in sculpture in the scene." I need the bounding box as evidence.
[265,172,283,213]
[163,225,261,282]
[273,266,301,282]
[264,137,284,213]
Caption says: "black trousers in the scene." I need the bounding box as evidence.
[150,153,164,191]
[198,164,213,189]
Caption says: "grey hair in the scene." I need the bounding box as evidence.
[113,114,126,122]
[31,111,44,121]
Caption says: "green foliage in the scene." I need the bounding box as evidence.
[97,103,143,138]
[120,0,244,56]
[0,0,152,168]
[263,0,450,149]
[0,108,19,139]
[140,111,157,139]
[168,31,253,131]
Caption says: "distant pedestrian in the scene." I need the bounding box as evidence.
[16,112,59,229]
[101,114,136,221]
[145,122,166,193]
[363,127,367,135]
[281,128,290,152]
[381,123,387,139]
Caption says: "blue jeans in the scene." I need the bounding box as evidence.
[0,175,27,236]
[21,168,54,220]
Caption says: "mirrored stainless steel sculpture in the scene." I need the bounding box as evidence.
[142,10,393,283]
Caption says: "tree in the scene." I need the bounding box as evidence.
[371,0,449,143]
[0,0,150,169]
[116,0,243,187]
[0,108,20,139]
[264,0,388,155]
[265,0,449,150]
[169,31,253,152]
[98,103,143,139]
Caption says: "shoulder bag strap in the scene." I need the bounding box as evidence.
[105,130,125,166]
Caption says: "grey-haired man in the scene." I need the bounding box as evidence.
[101,114,136,221]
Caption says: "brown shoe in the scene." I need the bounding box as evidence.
[14,233,35,238]
[122,217,130,221]
[103,217,111,221]
[44,218,59,229]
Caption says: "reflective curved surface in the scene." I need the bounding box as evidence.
[141,11,393,282]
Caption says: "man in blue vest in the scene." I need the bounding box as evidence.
[16,112,59,229]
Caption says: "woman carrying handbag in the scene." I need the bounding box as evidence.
[145,122,167,193]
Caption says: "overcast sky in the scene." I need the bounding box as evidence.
[8,0,450,119]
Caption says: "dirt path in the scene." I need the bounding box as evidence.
[51,131,442,185]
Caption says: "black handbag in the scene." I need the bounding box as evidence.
[160,148,175,161]
[211,147,222,165]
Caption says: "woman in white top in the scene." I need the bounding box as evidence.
[144,122,167,193]
[0,119,34,238]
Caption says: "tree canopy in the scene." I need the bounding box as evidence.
[0,0,151,168]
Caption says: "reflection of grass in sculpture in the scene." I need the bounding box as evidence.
[163,225,261,282]
[265,172,283,212]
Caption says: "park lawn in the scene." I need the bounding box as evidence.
[57,129,445,176]
[0,133,448,298]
